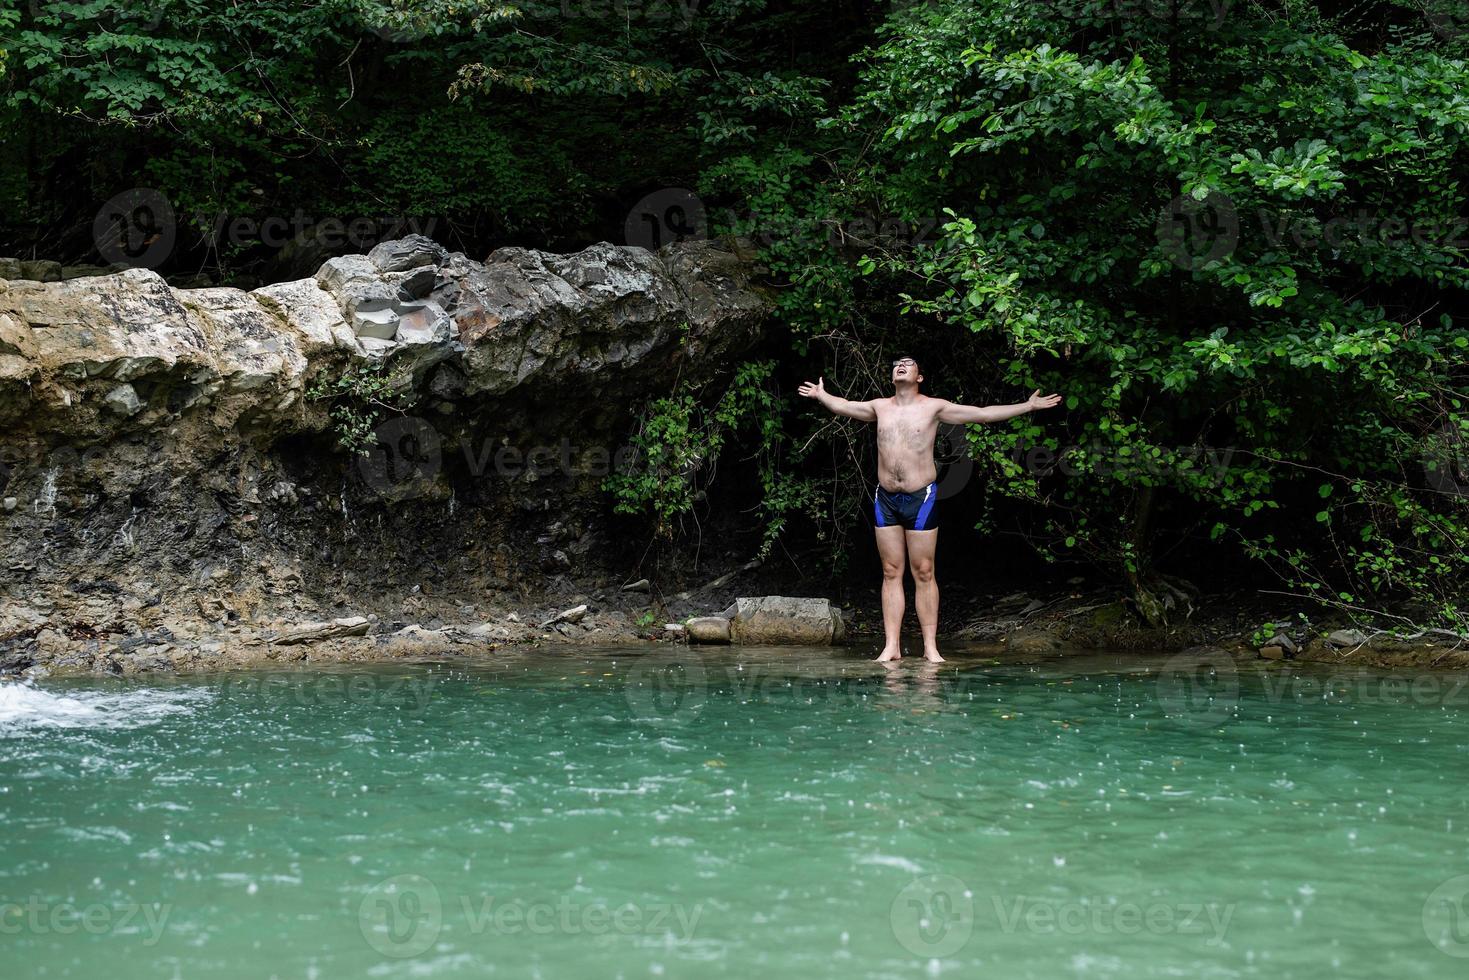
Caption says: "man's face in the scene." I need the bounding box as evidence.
[892,357,921,385]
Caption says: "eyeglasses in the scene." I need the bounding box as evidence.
[892,359,917,368]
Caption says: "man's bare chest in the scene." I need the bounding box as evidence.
[875,408,938,450]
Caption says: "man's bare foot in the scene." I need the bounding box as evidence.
[875,646,901,662]
[923,649,945,663]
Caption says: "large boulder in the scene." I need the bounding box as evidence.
[728,596,846,646]
[441,240,765,401]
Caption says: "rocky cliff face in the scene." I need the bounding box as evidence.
[0,237,770,673]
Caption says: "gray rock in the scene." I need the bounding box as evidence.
[61,265,117,280]
[273,616,371,645]
[466,622,512,641]
[385,266,438,299]
[0,650,36,674]
[102,383,144,416]
[19,260,62,282]
[1005,628,1064,654]
[1258,644,1288,661]
[1266,632,1298,654]
[686,616,732,644]
[0,258,22,279]
[369,235,448,273]
[251,277,359,354]
[428,363,467,400]
[394,300,453,345]
[358,336,397,357]
[663,623,687,639]
[1327,628,1369,648]
[314,254,378,294]
[728,596,844,646]
[540,604,588,629]
[621,578,651,593]
[3,497,16,511]
[352,306,400,340]
[444,240,767,399]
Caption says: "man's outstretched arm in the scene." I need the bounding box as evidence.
[797,377,877,422]
[937,389,1063,424]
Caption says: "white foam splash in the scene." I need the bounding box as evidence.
[0,681,213,733]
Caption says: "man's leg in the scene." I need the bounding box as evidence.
[874,525,907,661]
[906,529,941,662]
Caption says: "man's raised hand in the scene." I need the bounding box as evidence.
[797,377,826,400]
[1028,389,1063,411]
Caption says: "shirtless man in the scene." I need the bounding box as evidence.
[799,357,1061,662]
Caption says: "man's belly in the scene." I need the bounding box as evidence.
[877,452,937,494]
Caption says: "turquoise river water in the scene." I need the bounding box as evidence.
[3,646,1468,978]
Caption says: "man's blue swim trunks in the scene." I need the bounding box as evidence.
[873,481,938,531]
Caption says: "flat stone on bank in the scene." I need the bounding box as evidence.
[273,616,371,646]
[1327,628,1369,648]
[686,617,731,644]
[729,596,844,646]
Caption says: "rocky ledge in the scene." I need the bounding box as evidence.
[0,237,772,675]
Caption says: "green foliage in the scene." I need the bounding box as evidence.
[306,360,414,456]
[0,0,858,266]
[732,0,1468,626]
[606,361,824,557]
